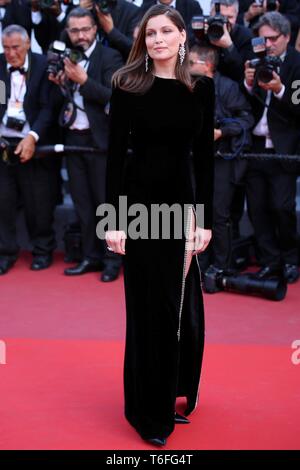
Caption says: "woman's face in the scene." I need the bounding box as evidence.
[145,15,186,64]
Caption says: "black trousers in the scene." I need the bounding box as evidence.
[212,158,243,269]
[246,137,298,267]
[0,139,56,258]
[199,158,247,270]
[65,130,121,269]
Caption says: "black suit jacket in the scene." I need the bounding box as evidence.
[35,0,139,59]
[140,0,203,44]
[218,23,255,83]
[237,0,300,44]
[103,0,140,60]
[1,0,32,36]
[0,52,55,143]
[246,46,300,155]
[54,42,123,153]
[33,4,75,53]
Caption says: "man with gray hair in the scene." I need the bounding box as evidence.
[244,12,300,283]
[0,24,57,275]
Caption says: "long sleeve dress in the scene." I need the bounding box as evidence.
[106,75,215,441]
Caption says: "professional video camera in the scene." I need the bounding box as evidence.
[93,0,117,15]
[203,268,287,301]
[254,0,277,12]
[46,40,84,75]
[249,36,281,83]
[191,2,229,43]
[29,0,79,10]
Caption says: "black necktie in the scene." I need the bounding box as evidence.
[9,66,26,75]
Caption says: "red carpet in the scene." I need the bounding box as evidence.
[0,253,300,450]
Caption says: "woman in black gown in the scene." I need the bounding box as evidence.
[105,4,215,446]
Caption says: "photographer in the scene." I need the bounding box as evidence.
[0,0,32,53]
[79,0,140,60]
[49,7,123,281]
[31,0,76,53]
[205,0,255,82]
[139,0,203,45]
[189,44,254,284]
[238,1,300,46]
[0,24,57,275]
[244,12,300,283]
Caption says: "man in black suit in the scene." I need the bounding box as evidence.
[139,0,203,45]
[30,0,76,53]
[50,7,123,281]
[244,12,300,283]
[0,0,32,42]
[189,44,254,283]
[80,0,140,61]
[0,24,57,275]
[237,0,300,45]
[206,0,254,82]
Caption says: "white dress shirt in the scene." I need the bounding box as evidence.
[70,40,97,130]
[244,52,286,148]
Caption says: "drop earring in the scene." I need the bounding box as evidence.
[178,44,185,65]
[145,53,149,72]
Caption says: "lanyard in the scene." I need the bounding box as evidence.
[11,74,26,103]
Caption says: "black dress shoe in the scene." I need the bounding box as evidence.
[283,264,299,284]
[146,437,166,446]
[64,259,104,276]
[203,265,225,293]
[175,412,190,424]
[254,265,281,279]
[31,254,52,271]
[101,266,120,282]
[0,256,16,275]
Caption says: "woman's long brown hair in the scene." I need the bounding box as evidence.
[112,4,193,94]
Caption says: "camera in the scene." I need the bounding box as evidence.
[47,40,84,75]
[93,0,117,15]
[6,116,26,132]
[249,37,281,83]
[254,0,277,11]
[191,2,229,43]
[28,0,79,10]
[203,268,287,301]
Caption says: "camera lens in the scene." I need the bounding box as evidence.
[256,65,274,83]
[207,22,224,41]
[40,0,55,8]
[68,49,84,64]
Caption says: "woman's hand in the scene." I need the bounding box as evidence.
[193,227,212,255]
[105,230,127,255]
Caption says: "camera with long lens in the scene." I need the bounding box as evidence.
[254,0,277,11]
[249,36,281,83]
[46,40,84,75]
[203,269,287,301]
[191,2,229,43]
[93,0,117,15]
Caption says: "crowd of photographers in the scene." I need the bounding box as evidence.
[0,0,299,293]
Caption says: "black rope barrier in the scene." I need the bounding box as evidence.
[1,138,300,165]
[216,152,300,163]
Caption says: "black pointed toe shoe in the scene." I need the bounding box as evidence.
[175,412,190,424]
[64,259,103,276]
[146,437,167,446]
[31,254,52,271]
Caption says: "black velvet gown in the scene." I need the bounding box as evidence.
[106,75,215,440]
